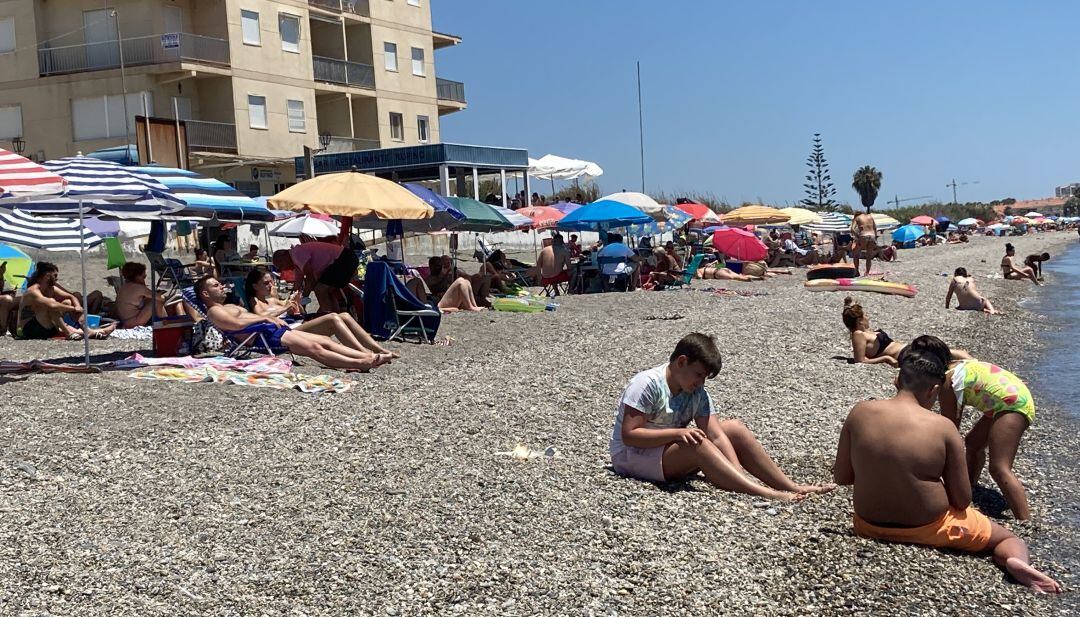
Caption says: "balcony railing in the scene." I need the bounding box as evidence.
[186,120,237,154]
[323,136,380,154]
[436,77,466,104]
[312,56,375,90]
[38,33,230,76]
[308,0,370,16]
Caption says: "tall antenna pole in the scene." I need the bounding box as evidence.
[112,10,131,158]
[637,61,645,193]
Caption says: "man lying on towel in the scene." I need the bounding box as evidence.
[195,276,391,372]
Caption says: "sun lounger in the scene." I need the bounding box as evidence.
[669,253,706,289]
[180,286,291,358]
[363,261,440,343]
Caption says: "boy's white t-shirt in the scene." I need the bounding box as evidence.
[610,363,715,458]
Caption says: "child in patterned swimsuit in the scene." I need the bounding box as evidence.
[939,358,1036,521]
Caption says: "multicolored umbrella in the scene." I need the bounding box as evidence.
[806,211,852,233]
[712,227,768,261]
[619,206,694,236]
[871,213,900,230]
[599,192,665,220]
[550,201,583,215]
[676,201,721,222]
[517,206,565,229]
[131,166,273,222]
[0,208,102,251]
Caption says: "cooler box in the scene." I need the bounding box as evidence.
[153,321,193,356]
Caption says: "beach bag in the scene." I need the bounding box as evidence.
[190,319,225,354]
[742,261,767,277]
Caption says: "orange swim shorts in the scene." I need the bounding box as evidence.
[853,506,992,553]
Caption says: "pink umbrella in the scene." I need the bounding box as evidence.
[910,215,936,226]
[712,227,768,261]
[517,205,564,229]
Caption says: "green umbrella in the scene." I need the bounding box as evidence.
[445,197,513,232]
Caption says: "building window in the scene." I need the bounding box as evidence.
[407,0,420,6]
[71,92,153,141]
[279,13,300,54]
[287,99,305,132]
[248,95,267,129]
[0,105,22,139]
[417,115,429,143]
[389,112,404,141]
[411,47,425,76]
[0,17,14,53]
[383,42,397,72]
[241,10,260,46]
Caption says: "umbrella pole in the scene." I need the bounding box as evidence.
[77,199,90,366]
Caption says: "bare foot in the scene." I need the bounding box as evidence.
[440,307,459,313]
[373,353,393,367]
[767,489,808,502]
[795,483,837,495]
[468,306,484,312]
[1004,557,1063,594]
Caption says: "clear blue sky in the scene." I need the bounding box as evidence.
[432,1,1079,207]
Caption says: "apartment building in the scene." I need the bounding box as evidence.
[0,0,465,195]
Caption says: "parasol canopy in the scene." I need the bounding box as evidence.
[268,171,433,220]
[712,227,768,261]
[557,199,652,231]
[598,192,665,220]
[909,215,936,226]
[268,214,341,238]
[517,206,565,229]
[721,205,790,226]
[892,224,926,244]
[778,207,823,226]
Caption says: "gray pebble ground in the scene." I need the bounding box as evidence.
[0,233,1077,615]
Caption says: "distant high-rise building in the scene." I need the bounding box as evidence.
[1055,183,1080,198]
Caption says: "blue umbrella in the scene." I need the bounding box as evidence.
[556,199,651,231]
[892,224,926,245]
[132,166,273,222]
[353,183,466,232]
[618,205,694,236]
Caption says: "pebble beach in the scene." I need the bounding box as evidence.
[1,232,1077,615]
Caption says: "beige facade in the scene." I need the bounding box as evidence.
[0,0,464,195]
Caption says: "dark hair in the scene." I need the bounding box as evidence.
[243,267,272,310]
[841,296,864,331]
[194,275,217,302]
[1005,243,1015,253]
[195,248,207,259]
[607,233,623,244]
[428,255,443,275]
[897,335,951,390]
[954,267,968,277]
[249,244,259,252]
[121,262,146,281]
[670,332,723,378]
[487,249,505,265]
[1041,252,1050,260]
[28,261,58,285]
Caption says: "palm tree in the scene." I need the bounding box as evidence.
[851,166,883,212]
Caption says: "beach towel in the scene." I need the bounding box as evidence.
[129,367,352,393]
[110,326,153,341]
[701,287,769,298]
[114,353,292,373]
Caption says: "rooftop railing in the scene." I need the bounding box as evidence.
[38,33,229,76]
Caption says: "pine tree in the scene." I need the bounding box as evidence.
[801,133,837,211]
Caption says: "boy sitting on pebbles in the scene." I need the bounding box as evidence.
[610,332,834,501]
[833,335,1061,593]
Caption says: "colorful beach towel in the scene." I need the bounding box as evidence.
[115,353,293,373]
[130,367,352,393]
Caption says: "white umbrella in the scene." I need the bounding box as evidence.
[528,154,604,180]
[268,214,341,238]
[1024,212,1044,218]
[599,191,665,220]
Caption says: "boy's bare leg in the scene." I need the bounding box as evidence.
[717,419,835,494]
[965,415,993,486]
[986,520,1061,593]
[662,439,805,502]
[851,243,861,274]
[988,413,1031,520]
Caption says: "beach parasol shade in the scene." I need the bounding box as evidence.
[0,243,32,289]
[0,208,102,251]
[892,224,926,244]
[778,207,823,226]
[268,171,433,220]
[806,211,852,232]
[0,148,67,203]
[269,214,341,238]
[712,227,768,261]
[445,196,513,232]
[676,201,721,222]
[491,204,534,228]
[25,156,187,218]
[1024,212,1044,218]
[721,205,790,226]
[131,166,274,222]
[599,192,665,220]
[909,215,936,226]
[618,206,694,236]
[871,213,900,230]
[517,206,565,229]
[957,218,981,227]
[556,199,652,231]
[353,183,465,233]
[550,201,582,215]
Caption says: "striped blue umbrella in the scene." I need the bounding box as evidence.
[132,166,274,222]
[806,211,852,233]
[0,208,102,251]
[18,156,186,218]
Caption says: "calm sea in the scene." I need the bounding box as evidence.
[1027,239,1080,420]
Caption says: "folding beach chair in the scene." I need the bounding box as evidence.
[668,253,706,289]
[363,261,441,343]
[180,287,292,359]
[147,251,195,297]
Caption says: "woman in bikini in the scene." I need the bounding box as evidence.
[842,297,970,366]
[1000,243,1039,285]
[939,357,1036,520]
[243,267,399,358]
[946,267,1000,315]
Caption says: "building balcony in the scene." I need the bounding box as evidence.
[38,33,230,77]
[432,31,461,50]
[323,135,380,154]
[436,77,466,114]
[308,0,370,17]
[186,120,237,154]
[313,56,375,90]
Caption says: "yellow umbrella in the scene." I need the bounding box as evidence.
[871,213,900,228]
[268,171,433,219]
[721,205,790,226]
[778,207,823,226]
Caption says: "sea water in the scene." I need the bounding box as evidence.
[1027,240,1080,420]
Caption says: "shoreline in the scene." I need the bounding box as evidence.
[0,232,1078,614]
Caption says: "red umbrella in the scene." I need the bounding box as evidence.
[517,205,564,229]
[910,215,935,226]
[675,201,719,222]
[712,227,768,261]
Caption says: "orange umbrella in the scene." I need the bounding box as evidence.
[517,205,565,229]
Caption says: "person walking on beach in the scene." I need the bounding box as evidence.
[938,357,1037,521]
[1000,244,1039,285]
[610,332,835,501]
[850,210,878,276]
[833,335,1060,593]
[945,268,1001,315]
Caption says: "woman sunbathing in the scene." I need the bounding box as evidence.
[695,266,762,282]
[842,297,970,366]
[244,267,398,358]
[407,257,484,312]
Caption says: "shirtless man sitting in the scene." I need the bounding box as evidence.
[834,335,1060,593]
[849,209,878,276]
[946,267,1000,315]
[196,276,391,371]
[1000,243,1039,285]
[17,262,115,340]
[534,235,572,294]
[114,262,185,328]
